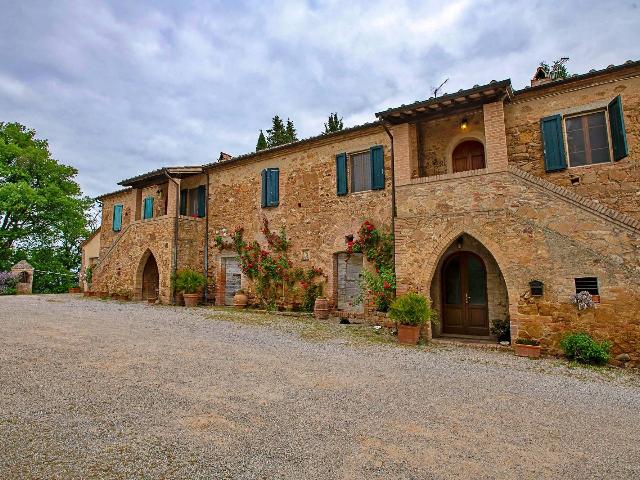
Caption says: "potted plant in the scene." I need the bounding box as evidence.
[233,289,248,308]
[490,318,511,343]
[514,338,542,358]
[388,292,437,345]
[69,285,81,294]
[174,269,206,307]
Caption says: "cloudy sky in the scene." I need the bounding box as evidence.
[1,0,639,196]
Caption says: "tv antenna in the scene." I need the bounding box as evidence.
[432,78,448,98]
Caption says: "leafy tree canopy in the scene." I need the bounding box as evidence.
[266,115,298,148]
[324,112,344,133]
[0,122,93,292]
[539,58,571,80]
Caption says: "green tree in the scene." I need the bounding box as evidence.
[285,118,298,143]
[266,115,288,147]
[324,112,344,133]
[0,122,92,292]
[256,130,268,151]
[539,58,571,80]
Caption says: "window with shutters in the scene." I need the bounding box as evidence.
[565,111,612,167]
[143,196,154,220]
[112,204,123,232]
[337,145,384,195]
[179,186,206,217]
[261,168,279,208]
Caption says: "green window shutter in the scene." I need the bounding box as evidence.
[370,145,385,190]
[112,204,122,231]
[261,169,268,207]
[268,168,279,206]
[608,95,629,161]
[336,153,347,196]
[143,197,154,219]
[540,115,567,172]
[197,185,206,217]
[180,190,187,216]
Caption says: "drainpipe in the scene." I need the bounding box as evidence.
[203,170,210,304]
[381,121,397,280]
[164,170,180,304]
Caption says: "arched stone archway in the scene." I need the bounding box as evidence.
[135,249,160,301]
[428,233,509,338]
[445,133,485,174]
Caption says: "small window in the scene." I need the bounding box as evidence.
[565,111,611,167]
[575,277,599,295]
[261,168,279,208]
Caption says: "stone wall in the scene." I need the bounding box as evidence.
[394,169,640,362]
[205,125,392,310]
[505,68,640,221]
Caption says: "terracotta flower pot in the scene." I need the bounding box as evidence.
[183,293,200,307]
[514,344,541,358]
[233,292,248,308]
[314,297,329,320]
[397,324,421,345]
[69,287,81,294]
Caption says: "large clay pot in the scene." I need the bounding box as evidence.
[175,292,184,306]
[397,324,421,345]
[314,297,330,320]
[514,344,541,358]
[183,293,200,307]
[233,292,248,308]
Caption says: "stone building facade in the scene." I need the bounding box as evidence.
[88,60,640,363]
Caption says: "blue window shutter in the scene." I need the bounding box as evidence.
[540,115,567,172]
[370,146,385,190]
[608,95,628,161]
[336,153,347,196]
[261,169,268,207]
[180,190,187,216]
[143,197,154,219]
[197,185,206,217]
[112,204,122,231]
[269,168,279,206]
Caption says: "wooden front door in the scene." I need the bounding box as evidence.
[142,255,159,300]
[336,253,363,312]
[442,252,489,336]
[224,258,241,306]
[452,140,485,173]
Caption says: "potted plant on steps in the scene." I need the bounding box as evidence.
[514,338,542,358]
[174,269,206,307]
[388,292,437,345]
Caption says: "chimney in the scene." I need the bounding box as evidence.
[218,152,233,162]
[531,65,552,87]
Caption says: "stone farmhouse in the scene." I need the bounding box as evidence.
[87,60,640,361]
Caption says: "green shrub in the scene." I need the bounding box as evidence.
[301,283,322,312]
[490,318,511,342]
[174,269,206,294]
[560,332,611,365]
[515,338,539,346]
[388,292,437,326]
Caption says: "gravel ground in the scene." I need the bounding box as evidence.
[1,294,639,479]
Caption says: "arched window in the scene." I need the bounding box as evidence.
[452,140,485,173]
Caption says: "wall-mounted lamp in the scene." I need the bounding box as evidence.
[460,118,468,130]
[456,236,464,249]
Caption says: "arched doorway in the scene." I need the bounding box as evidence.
[142,254,159,300]
[452,140,485,173]
[441,251,489,336]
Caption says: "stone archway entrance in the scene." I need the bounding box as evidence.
[141,254,159,300]
[441,251,488,336]
[430,233,508,339]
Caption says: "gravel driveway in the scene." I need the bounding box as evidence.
[1,294,639,479]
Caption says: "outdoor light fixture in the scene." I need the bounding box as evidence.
[460,118,468,130]
[456,236,464,249]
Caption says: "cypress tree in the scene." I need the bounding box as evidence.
[285,118,298,143]
[324,112,344,133]
[256,130,267,151]
[266,115,288,147]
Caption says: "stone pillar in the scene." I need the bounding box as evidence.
[391,123,418,186]
[11,261,34,294]
[166,178,180,218]
[483,101,509,172]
